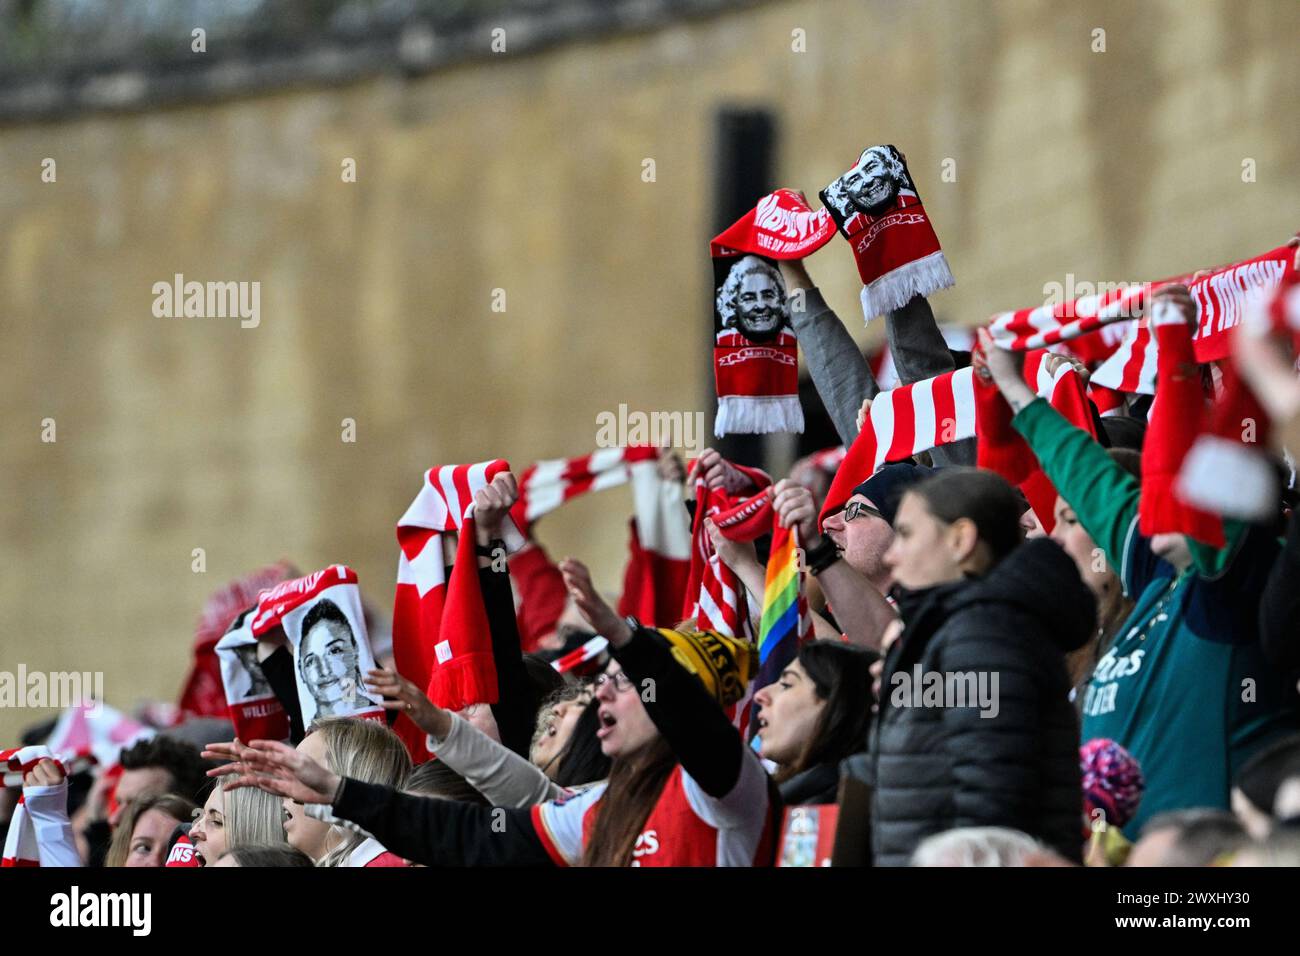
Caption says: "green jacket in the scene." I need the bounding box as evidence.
[1013,399,1297,836]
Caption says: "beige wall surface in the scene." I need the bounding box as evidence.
[2,0,1297,739]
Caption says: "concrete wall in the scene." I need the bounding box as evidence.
[2,0,1297,739]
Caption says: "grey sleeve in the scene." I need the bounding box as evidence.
[885,294,976,467]
[791,288,975,465]
[790,287,878,446]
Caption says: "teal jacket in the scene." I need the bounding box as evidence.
[1013,399,1298,836]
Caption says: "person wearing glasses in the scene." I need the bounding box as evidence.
[763,462,933,652]
[206,559,777,867]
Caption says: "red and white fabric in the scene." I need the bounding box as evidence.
[1178,268,1300,521]
[820,367,976,522]
[550,636,609,675]
[684,461,773,638]
[510,446,659,535]
[818,145,955,322]
[1137,300,1226,546]
[251,565,386,729]
[395,461,525,725]
[529,749,774,866]
[988,245,1293,394]
[710,189,837,436]
[2,747,80,867]
[44,701,151,771]
[617,453,693,626]
[820,352,1096,526]
[215,607,290,743]
[177,562,296,720]
[165,832,201,867]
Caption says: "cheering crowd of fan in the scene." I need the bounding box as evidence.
[5,228,1300,869]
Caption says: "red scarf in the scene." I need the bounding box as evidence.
[1137,300,1226,546]
[987,245,1293,394]
[819,145,954,322]
[1178,267,1300,522]
[394,461,524,727]
[820,353,1095,529]
[684,460,772,637]
[710,189,835,436]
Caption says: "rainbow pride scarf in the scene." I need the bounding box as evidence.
[754,522,810,718]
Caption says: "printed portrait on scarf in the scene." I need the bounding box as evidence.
[296,598,369,718]
[231,642,272,699]
[714,254,795,346]
[822,145,918,238]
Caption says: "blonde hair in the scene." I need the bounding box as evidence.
[217,773,288,850]
[311,717,412,867]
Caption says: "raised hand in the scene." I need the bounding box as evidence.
[23,758,65,788]
[975,327,1035,413]
[474,471,518,544]
[772,478,821,546]
[203,739,339,805]
[1150,283,1197,329]
[689,448,756,495]
[365,667,451,739]
[558,558,631,647]
[704,518,759,573]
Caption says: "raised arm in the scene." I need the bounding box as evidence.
[773,479,895,651]
[203,738,552,867]
[366,667,563,808]
[782,255,973,466]
[472,471,538,758]
[781,258,878,446]
[22,760,82,867]
[558,558,746,799]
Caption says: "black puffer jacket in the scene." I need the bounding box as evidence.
[867,537,1095,866]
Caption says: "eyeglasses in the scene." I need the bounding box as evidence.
[843,501,885,523]
[593,671,635,693]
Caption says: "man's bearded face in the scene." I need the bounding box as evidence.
[735,271,787,340]
[845,154,897,213]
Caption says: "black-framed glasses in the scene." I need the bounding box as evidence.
[593,671,635,693]
[843,501,885,523]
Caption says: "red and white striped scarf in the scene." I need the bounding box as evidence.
[508,445,692,631]
[1136,299,1227,545]
[1178,267,1300,522]
[684,462,773,638]
[1,746,88,867]
[394,461,525,726]
[988,246,1293,394]
[820,352,1095,528]
[509,446,659,535]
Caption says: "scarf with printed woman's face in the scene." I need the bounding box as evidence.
[710,189,836,437]
[251,565,386,731]
[820,145,954,323]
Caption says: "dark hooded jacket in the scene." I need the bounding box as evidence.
[867,537,1095,866]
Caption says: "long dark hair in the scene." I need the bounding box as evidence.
[551,699,612,788]
[580,735,676,867]
[908,467,1022,566]
[774,641,874,784]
